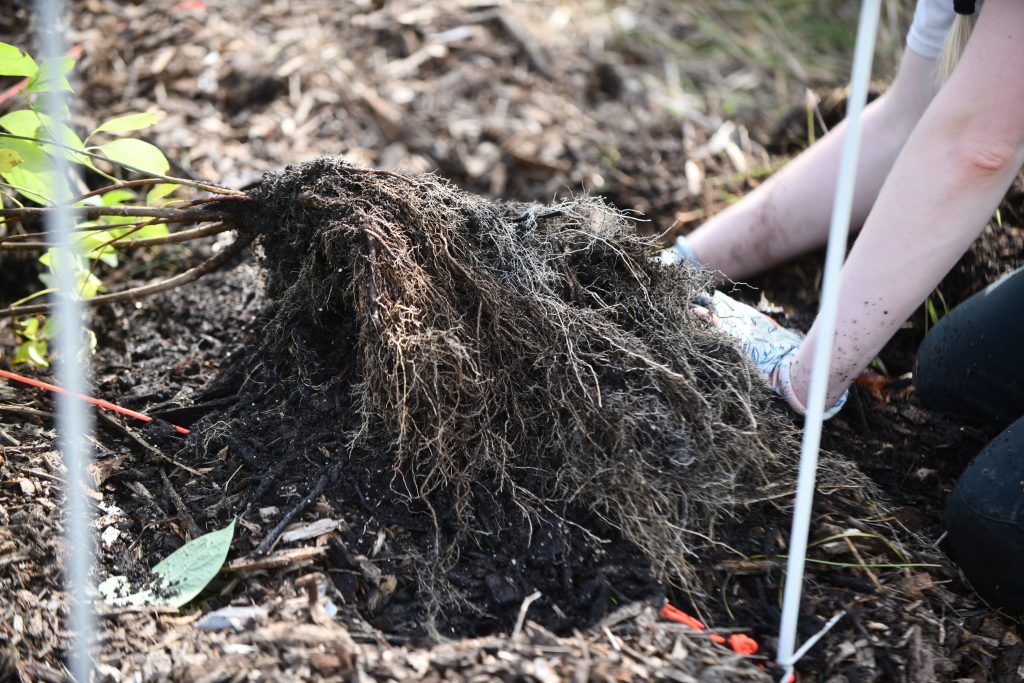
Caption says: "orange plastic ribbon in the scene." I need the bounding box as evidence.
[660,602,759,656]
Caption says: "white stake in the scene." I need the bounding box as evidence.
[35,1,96,680]
[776,0,881,678]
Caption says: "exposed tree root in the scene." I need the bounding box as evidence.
[176,157,865,624]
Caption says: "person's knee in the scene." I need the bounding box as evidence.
[915,267,1024,423]
[944,419,1024,612]
[914,312,971,415]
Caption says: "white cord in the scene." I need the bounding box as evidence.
[35,1,96,679]
[779,611,847,683]
[775,0,882,672]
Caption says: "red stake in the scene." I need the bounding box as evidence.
[0,368,189,435]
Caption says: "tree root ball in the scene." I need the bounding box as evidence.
[196,156,822,623]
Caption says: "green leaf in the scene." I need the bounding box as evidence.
[13,340,49,368]
[0,139,68,204]
[146,183,180,204]
[0,110,92,169]
[0,43,39,78]
[0,109,42,137]
[78,230,119,267]
[16,317,40,341]
[25,56,74,93]
[41,316,56,340]
[77,271,104,299]
[85,329,98,356]
[98,521,235,608]
[97,138,169,176]
[99,189,136,206]
[92,112,159,135]
[0,148,21,171]
[131,223,169,240]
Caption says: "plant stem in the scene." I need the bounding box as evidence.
[0,204,222,222]
[72,178,169,203]
[0,232,255,319]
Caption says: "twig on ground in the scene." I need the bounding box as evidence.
[161,468,201,540]
[254,456,346,556]
[95,412,202,476]
[511,591,542,640]
[0,404,54,421]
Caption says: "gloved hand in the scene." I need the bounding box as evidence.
[659,234,698,267]
[705,290,847,419]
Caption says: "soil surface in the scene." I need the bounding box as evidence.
[2,1,1023,682]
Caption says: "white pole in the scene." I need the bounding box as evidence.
[776,0,881,677]
[35,1,96,680]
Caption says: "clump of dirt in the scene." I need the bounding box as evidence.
[187,156,851,629]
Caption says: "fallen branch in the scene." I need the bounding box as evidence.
[0,231,255,319]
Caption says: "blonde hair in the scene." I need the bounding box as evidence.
[938,13,975,83]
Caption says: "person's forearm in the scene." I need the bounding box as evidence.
[687,50,937,281]
[788,0,1024,407]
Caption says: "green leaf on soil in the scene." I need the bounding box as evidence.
[98,520,235,608]
[92,112,159,135]
[0,43,39,78]
[97,138,169,176]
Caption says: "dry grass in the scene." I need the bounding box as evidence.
[608,0,908,123]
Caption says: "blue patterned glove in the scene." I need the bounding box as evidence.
[708,290,847,419]
[659,234,699,267]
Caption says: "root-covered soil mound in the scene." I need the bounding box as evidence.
[191,156,813,627]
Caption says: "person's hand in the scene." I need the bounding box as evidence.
[706,290,847,419]
[659,234,698,267]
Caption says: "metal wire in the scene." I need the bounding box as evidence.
[34,0,96,679]
[775,0,882,677]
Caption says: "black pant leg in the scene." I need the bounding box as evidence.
[944,415,1024,612]
[915,267,1024,424]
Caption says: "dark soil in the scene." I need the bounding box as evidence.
[2,1,1023,681]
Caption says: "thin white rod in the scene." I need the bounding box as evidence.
[776,0,881,670]
[35,1,96,680]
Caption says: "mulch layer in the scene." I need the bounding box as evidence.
[2,1,1023,681]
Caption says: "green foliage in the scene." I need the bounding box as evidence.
[98,521,236,608]
[923,288,948,333]
[13,317,50,367]
[0,43,39,77]
[0,41,178,367]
